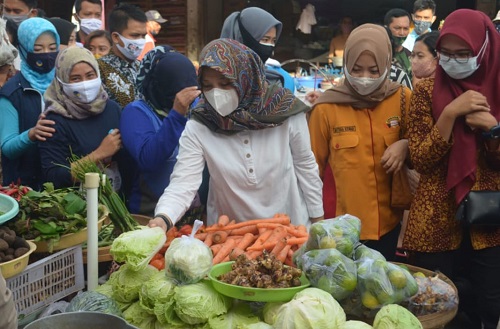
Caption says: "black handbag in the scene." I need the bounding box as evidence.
[455,191,500,226]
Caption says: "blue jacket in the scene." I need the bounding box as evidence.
[0,74,44,190]
[120,100,187,215]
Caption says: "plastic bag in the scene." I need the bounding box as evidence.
[355,252,418,309]
[300,248,357,301]
[164,220,213,285]
[306,214,361,257]
[38,301,69,318]
[408,275,458,315]
[66,291,123,317]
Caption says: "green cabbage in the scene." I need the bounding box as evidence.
[66,291,122,317]
[208,302,260,329]
[123,301,157,329]
[94,283,113,297]
[165,235,213,285]
[111,227,166,271]
[174,281,232,324]
[108,264,158,303]
[272,288,346,329]
[139,270,176,314]
[339,320,373,329]
[239,322,273,329]
[262,302,284,325]
[373,304,423,329]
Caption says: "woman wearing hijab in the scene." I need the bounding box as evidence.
[308,24,412,261]
[47,17,77,51]
[220,7,295,93]
[39,47,123,190]
[149,38,323,231]
[0,17,59,190]
[402,9,500,328]
[120,46,200,215]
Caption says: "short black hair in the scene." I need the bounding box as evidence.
[74,0,102,14]
[36,7,45,17]
[17,0,37,8]
[85,29,112,48]
[415,30,439,57]
[5,18,18,47]
[413,0,436,15]
[384,8,412,26]
[108,3,147,34]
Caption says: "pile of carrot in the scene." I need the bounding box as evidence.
[149,213,308,269]
[199,214,308,266]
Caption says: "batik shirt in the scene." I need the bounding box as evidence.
[97,49,140,108]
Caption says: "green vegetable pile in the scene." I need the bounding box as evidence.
[9,182,104,252]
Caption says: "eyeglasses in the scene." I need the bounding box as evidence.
[438,50,473,64]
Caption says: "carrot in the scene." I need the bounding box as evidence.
[212,239,236,264]
[226,236,243,245]
[256,223,282,230]
[248,226,287,251]
[245,249,263,260]
[297,225,307,233]
[270,237,288,257]
[212,231,229,244]
[205,217,291,232]
[258,227,268,235]
[277,244,291,263]
[284,255,294,267]
[228,219,236,225]
[288,248,294,259]
[247,229,273,250]
[286,237,308,246]
[218,215,230,226]
[229,247,245,260]
[236,233,256,250]
[210,244,222,256]
[194,232,208,241]
[150,258,165,270]
[204,232,214,247]
[151,253,163,261]
[285,227,309,238]
[230,225,258,236]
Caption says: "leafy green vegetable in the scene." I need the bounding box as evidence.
[339,320,374,329]
[174,281,232,325]
[208,302,260,329]
[373,304,422,329]
[123,301,157,329]
[108,264,158,303]
[66,291,122,317]
[271,288,346,329]
[139,270,176,314]
[110,227,166,271]
[239,322,273,329]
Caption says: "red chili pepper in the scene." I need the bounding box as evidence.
[5,189,18,196]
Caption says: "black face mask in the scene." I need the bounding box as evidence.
[26,51,58,74]
[237,14,274,63]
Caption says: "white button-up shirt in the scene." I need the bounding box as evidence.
[155,112,323,227]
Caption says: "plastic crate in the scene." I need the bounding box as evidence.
[6,245,85,317]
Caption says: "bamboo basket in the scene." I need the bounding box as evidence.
[392,262,458,329]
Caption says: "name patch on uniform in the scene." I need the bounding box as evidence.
[333,126,356,133]
[386,116,401,128]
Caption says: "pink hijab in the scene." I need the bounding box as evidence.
[432,9,500,204]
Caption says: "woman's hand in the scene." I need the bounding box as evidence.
[305,90,323,106]
[381,139,408,174]
[94,129,122,161]
[465,111,497,132]
[148,217,167,232]
[28,114,55,141]
[444,90,490,118]
[172,86,201,116]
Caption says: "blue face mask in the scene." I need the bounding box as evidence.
[26,51,59,74]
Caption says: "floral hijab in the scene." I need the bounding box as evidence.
[44,47,108,119]
[136,45,198,118]
[192,38,308,134]
[17,18,60,93]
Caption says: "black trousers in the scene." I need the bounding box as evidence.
[410,231,500,329]
[362,223,401,262]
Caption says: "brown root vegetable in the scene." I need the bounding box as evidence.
[2,254,14,262]
[13,236,30,249]
[14,247,29,258]
[0,228,15,246]
[0,238,8,251]
[5,247,14,255]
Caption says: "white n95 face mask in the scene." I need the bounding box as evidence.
[116,34,146,61]
[59,77,102,103]
[204,88,239,117]
[80,18,102,34]
[345,68,388,96]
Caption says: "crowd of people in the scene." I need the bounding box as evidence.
[0,0,499,328]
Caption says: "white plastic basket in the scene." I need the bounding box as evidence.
[6,245,85,317]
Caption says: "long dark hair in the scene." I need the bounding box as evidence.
[415,31,439,57]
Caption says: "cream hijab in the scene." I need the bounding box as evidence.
[315,24,400,109]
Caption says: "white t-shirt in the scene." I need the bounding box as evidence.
[155,112,324,227]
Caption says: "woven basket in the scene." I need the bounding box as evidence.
[392,262,458,329]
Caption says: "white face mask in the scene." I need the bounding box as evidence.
[79,18,102,35]
[204,88,239,117]
[59,77,102,103]
[116,34,146,61]
[344,68,388,96]
[2,11,31,26]
[439,32,488,80]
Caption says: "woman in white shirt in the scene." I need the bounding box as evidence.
[149,38,323,231]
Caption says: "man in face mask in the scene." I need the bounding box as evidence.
[97,3,147,108]
[137,10,167,61]
[403,0,437,52]
[73,0,102,46]
[384,8,412,79]
[2,0,37,26]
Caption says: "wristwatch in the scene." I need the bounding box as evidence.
[482,124,500,139]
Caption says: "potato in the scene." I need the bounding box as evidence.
[13,236,29,249]
[3,254,14,262]
[14,247,29,258]
[5,247,14,255]
[0,239,8,252]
